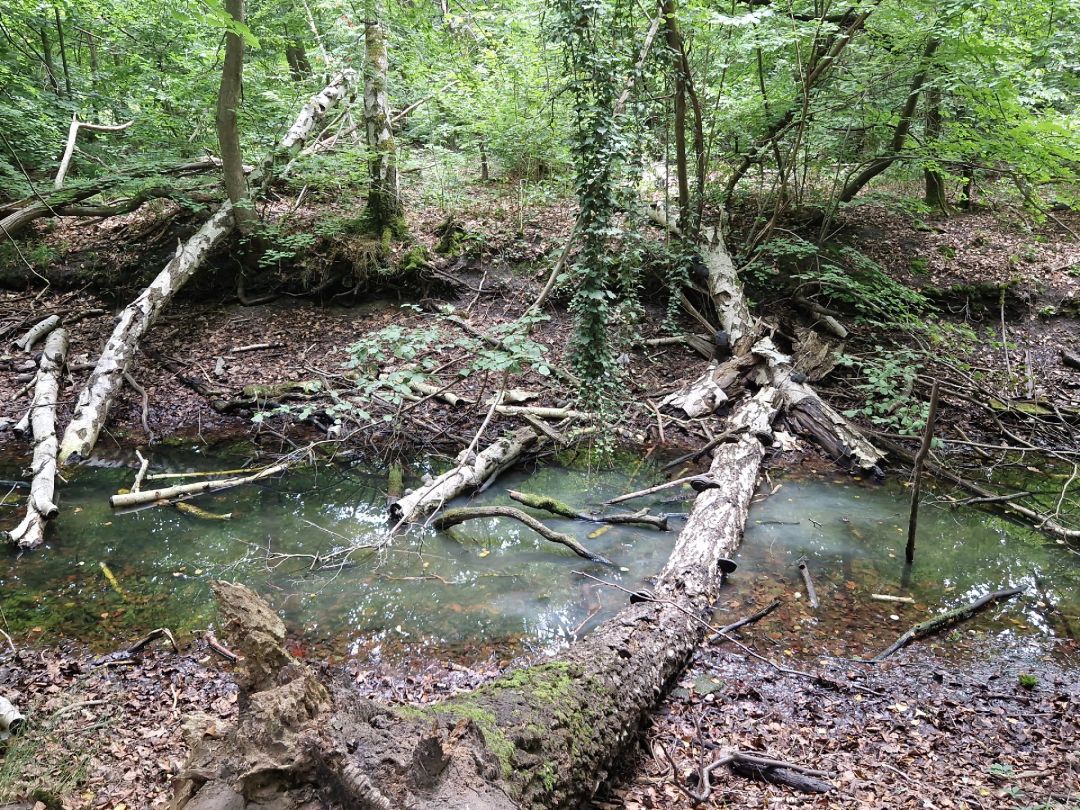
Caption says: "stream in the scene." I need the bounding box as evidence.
[1,444,1077,666]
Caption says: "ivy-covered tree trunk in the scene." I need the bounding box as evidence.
[216,0,253,233]
[923,86,948,211]
[363,0,403,236]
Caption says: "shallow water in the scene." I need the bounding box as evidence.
[0,446,1076,664]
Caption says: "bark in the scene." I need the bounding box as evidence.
[38,20,59,94]
[662,0,691,232]
[838,38,940,203]
[13,314,60,351]
[390,426,541,523]
[57,74,355,464]
[363,1,403,234]
[7,328,68,549]
[54,6,72,98]
[216,0,253,232]
[285,38,312,81]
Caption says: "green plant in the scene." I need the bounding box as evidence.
[1017,673,1038,689]
[838,348,930,435]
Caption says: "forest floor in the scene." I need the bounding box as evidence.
[0,621,1075,809]
[1,183,1079,809]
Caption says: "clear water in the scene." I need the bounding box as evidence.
[0,446,1076,664]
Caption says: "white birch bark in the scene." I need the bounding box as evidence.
[9,328,69,548]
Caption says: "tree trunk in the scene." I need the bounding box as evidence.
[216,0,253,232]
[363,0,403,235]
[8,328,68,548]
[285,38,312,81]
[38,20,60,95]
[923,86,948,211]
[662,0,690,232]
[57,74,356,465]
[838,38,940,203]
[54,6,72,98]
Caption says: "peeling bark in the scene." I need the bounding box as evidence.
[363,2,402,234]
[8,328,68,548]
[390,426,541,523]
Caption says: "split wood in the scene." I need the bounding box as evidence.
[506,489,669,530]
[871,586,1024,661]
[434,506,613,565]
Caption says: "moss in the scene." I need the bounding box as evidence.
[538,762,557,792]
[393,703,516,779]
[401,245,430,272]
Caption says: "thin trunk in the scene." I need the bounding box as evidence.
[923,85,948,211]
[724,4,877,204]
[54,7,72,98]
[363,1,403,235]
[285,36,312,81]
[38,21,60,94]
[216,0,253,233]
[838,37,940,203]
[662,0,690,232]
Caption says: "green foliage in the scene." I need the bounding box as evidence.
[838,348,930,435]
[1017,673,1038,689]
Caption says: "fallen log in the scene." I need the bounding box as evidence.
[871,587,1024,661]
[109,461,289,509]
[708,598,781,642]
[58,73,356,465]
[433,505,614,565]
[390,425,541,523]
[13,314,60,351]
[1062,348,1080,371]
[686,749,834,801]
[7,328,68,549]
[507,489,669,530]
[174,428,769,810]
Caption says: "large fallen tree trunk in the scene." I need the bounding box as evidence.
[7,328,68,548]
[174,431,768,810]
[57,73,356,465]
[172,218,874,810]
[0,159,217,240]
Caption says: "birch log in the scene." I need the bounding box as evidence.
[389,426,541,523]
[58,73,356,465]
[8,328,68,548]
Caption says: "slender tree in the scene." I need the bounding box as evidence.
[216,0,254,233]
[363,0,403,235]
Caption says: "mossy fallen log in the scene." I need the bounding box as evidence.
[871,587,1024,661]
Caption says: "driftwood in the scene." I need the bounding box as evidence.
[872,587,1024,661]
[870,594,914,604]
[506,490,669,530]
[58,73,356,464]
[433,505,613,565]
[7,328,68,549]
[390,425,541,523]
[109,461,289,509]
